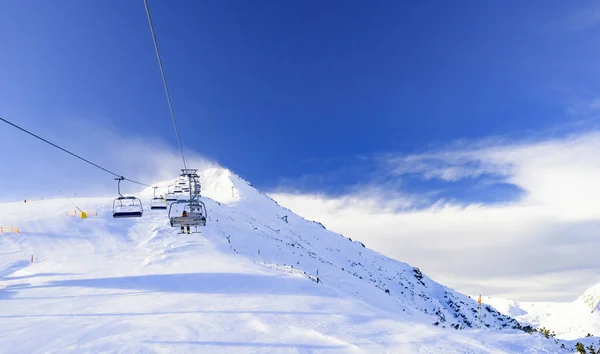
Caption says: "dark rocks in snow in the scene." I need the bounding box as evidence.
[517,324,535,333]
[413,268,426,287]
[313,221,326,229]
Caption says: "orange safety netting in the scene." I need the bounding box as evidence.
[0,226,20,234]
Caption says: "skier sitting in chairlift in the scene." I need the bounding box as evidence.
[181,210,190,234]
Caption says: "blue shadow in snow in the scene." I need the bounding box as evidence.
[13,273,329,297]
[0,309,343,318]
[144,340,346,350]
[0,260,29,279]
[0,289,16,300]
[5,291,151,301]
[5,272,79,281]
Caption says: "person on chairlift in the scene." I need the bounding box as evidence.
[181,210,190,234]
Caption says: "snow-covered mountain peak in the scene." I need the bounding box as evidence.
[141,166,268,206]
[577,283,600,313]
[484,284,600,340]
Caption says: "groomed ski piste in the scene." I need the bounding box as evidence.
[0,167,579,353]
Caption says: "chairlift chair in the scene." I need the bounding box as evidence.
[151,198,167,209]
[112,177,143,218]
[113,197,143,218]
[165,185,178,201]
[168,200,207,228]
[150,186,167,210]
[166,193,178,202]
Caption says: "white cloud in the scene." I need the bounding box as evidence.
[270,131,600,302]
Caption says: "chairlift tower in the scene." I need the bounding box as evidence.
[180,168,201,202]
[168,168,207,230]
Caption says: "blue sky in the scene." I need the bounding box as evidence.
[1,0,600,202]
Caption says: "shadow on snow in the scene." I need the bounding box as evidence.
[4,272,331,297]
[143,340,346,350]
[0,309,349,318]
[5,272,80,281]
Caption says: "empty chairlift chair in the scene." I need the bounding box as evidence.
[112,177,143,218]
[150,186,167,210]
[165,185,178,201]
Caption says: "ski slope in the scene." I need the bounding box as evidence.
[0,167,572,353]
[485,284,600,341]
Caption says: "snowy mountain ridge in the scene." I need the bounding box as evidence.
[187,168,524,330]
[484,282,600,341]
[580,284,600,313]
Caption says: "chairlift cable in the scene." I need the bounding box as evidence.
[143,0,187,170]
[59,190,83,213]
[0,117,152,187]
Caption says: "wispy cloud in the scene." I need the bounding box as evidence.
[270,131,600,302]
[562,5,600,32]
[542,3,600,33]
[0,117,218,201]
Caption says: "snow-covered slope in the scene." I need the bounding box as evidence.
[486,284,600,340]
[199,169,524,331]
[0,167,570,353]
